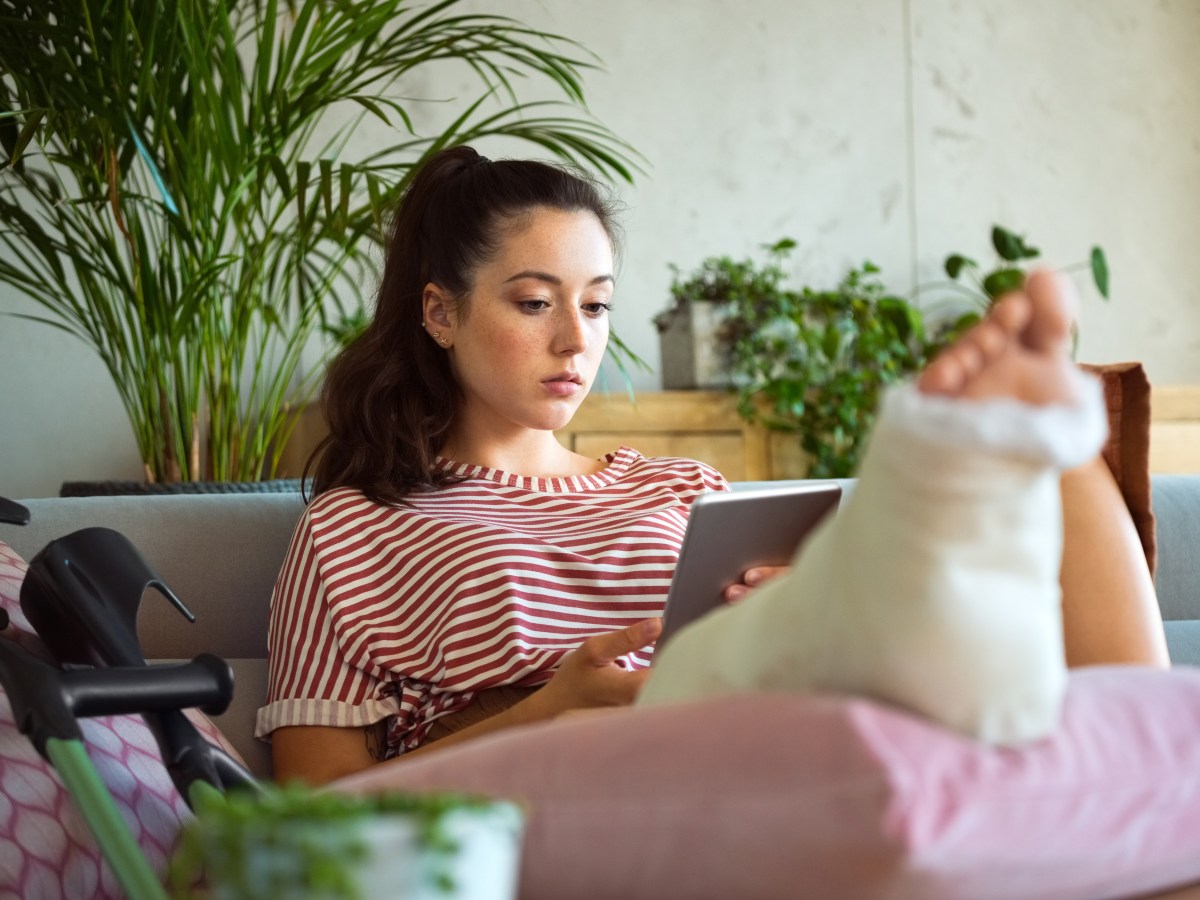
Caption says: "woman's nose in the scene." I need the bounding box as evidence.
[554,308,588,355]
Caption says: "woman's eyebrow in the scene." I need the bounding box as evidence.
[504,270,614,286]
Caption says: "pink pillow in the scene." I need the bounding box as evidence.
[336,667,1200,900]
[0,540,243,898]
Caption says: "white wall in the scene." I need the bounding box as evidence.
[3,0,1198,497]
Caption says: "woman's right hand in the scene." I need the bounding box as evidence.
[536,618,662,716]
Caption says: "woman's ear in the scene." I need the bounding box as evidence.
[422,284,455,349]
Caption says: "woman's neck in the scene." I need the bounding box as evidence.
[438,429,604,478]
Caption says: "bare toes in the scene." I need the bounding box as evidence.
[987,293,1034,337]
[919,318,1001,396]
[918,354,966,395]
[969,318,1012,366]
[1022,270,1076,353]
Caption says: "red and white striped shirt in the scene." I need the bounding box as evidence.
[256,446,728,754]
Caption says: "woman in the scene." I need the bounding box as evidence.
[256,146,1168,785]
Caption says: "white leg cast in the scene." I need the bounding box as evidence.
[639,375,1107,745]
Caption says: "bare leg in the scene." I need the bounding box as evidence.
[1060,459,1169,667]
[642,271,1111,744]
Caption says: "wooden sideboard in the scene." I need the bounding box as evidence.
[554,390,808,481]
[278,386,1200,480]
[1149,386,1200,475]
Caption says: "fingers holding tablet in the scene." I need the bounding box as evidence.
[723,565,790,603]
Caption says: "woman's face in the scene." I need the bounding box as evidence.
[426,206,614,440]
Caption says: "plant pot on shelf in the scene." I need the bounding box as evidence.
[59,479,306,497]
[653,300,733,390]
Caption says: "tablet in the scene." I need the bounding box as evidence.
[656,483,843,651]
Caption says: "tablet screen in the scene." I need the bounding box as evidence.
[656,483,842,651]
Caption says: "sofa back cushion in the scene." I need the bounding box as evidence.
[3,493,303,660]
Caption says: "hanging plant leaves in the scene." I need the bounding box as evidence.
[944,254,977,279]
[982,267,1025,299]
[1091,246,1110,299]
[992,226,1040,261]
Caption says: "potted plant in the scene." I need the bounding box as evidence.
[654,240,796,390]
[170,783,524,899]
[657,240,934,478]
[928,225,1110,341]
[0,0,640,487]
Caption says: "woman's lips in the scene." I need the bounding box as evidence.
[542,377,582,397]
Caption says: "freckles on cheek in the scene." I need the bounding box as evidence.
[476,333,538,377]
[496,332,540,363]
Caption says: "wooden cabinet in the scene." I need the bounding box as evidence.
[277,390,811,481]
[554,390,809,481]
[278,386,1200,480]
[1150,386,1200,475]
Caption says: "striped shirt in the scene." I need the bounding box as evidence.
[255,446,728,754]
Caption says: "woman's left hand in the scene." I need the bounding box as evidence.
[723,566,788,603]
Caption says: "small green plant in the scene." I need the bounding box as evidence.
[664,240,933,478]
[170,783,519,899]
[932,225,1110,340]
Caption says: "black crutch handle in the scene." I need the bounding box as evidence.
[0,639,234,756]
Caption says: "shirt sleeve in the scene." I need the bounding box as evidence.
[254,500,478,754]
[255,505,402,740]
[685,458,732,500]
[703,461,732,494]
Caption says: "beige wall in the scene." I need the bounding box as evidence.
[3,0,1198,497]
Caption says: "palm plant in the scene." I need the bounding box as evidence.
[0,0,640,483]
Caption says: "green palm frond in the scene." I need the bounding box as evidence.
[0,0,643,482]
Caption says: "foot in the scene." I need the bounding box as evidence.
[918,269,1081,407]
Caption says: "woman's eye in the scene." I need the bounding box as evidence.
[518,299,551,313]
[583,301,614,317]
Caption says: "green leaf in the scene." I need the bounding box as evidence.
[992,225,1039,261]
[982,268,1026,299]
[1091,246,1110,299]
[6,109,45,166]
[944,254,977,279]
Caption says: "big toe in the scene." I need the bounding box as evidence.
[1022,269,1077,354]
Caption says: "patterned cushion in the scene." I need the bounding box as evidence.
[0,540,241,898]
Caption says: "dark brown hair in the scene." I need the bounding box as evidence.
[308,145,621,505]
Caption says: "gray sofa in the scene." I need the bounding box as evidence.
[4,475,1199,781]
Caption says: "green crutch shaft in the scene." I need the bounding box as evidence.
[45,738,169,900]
